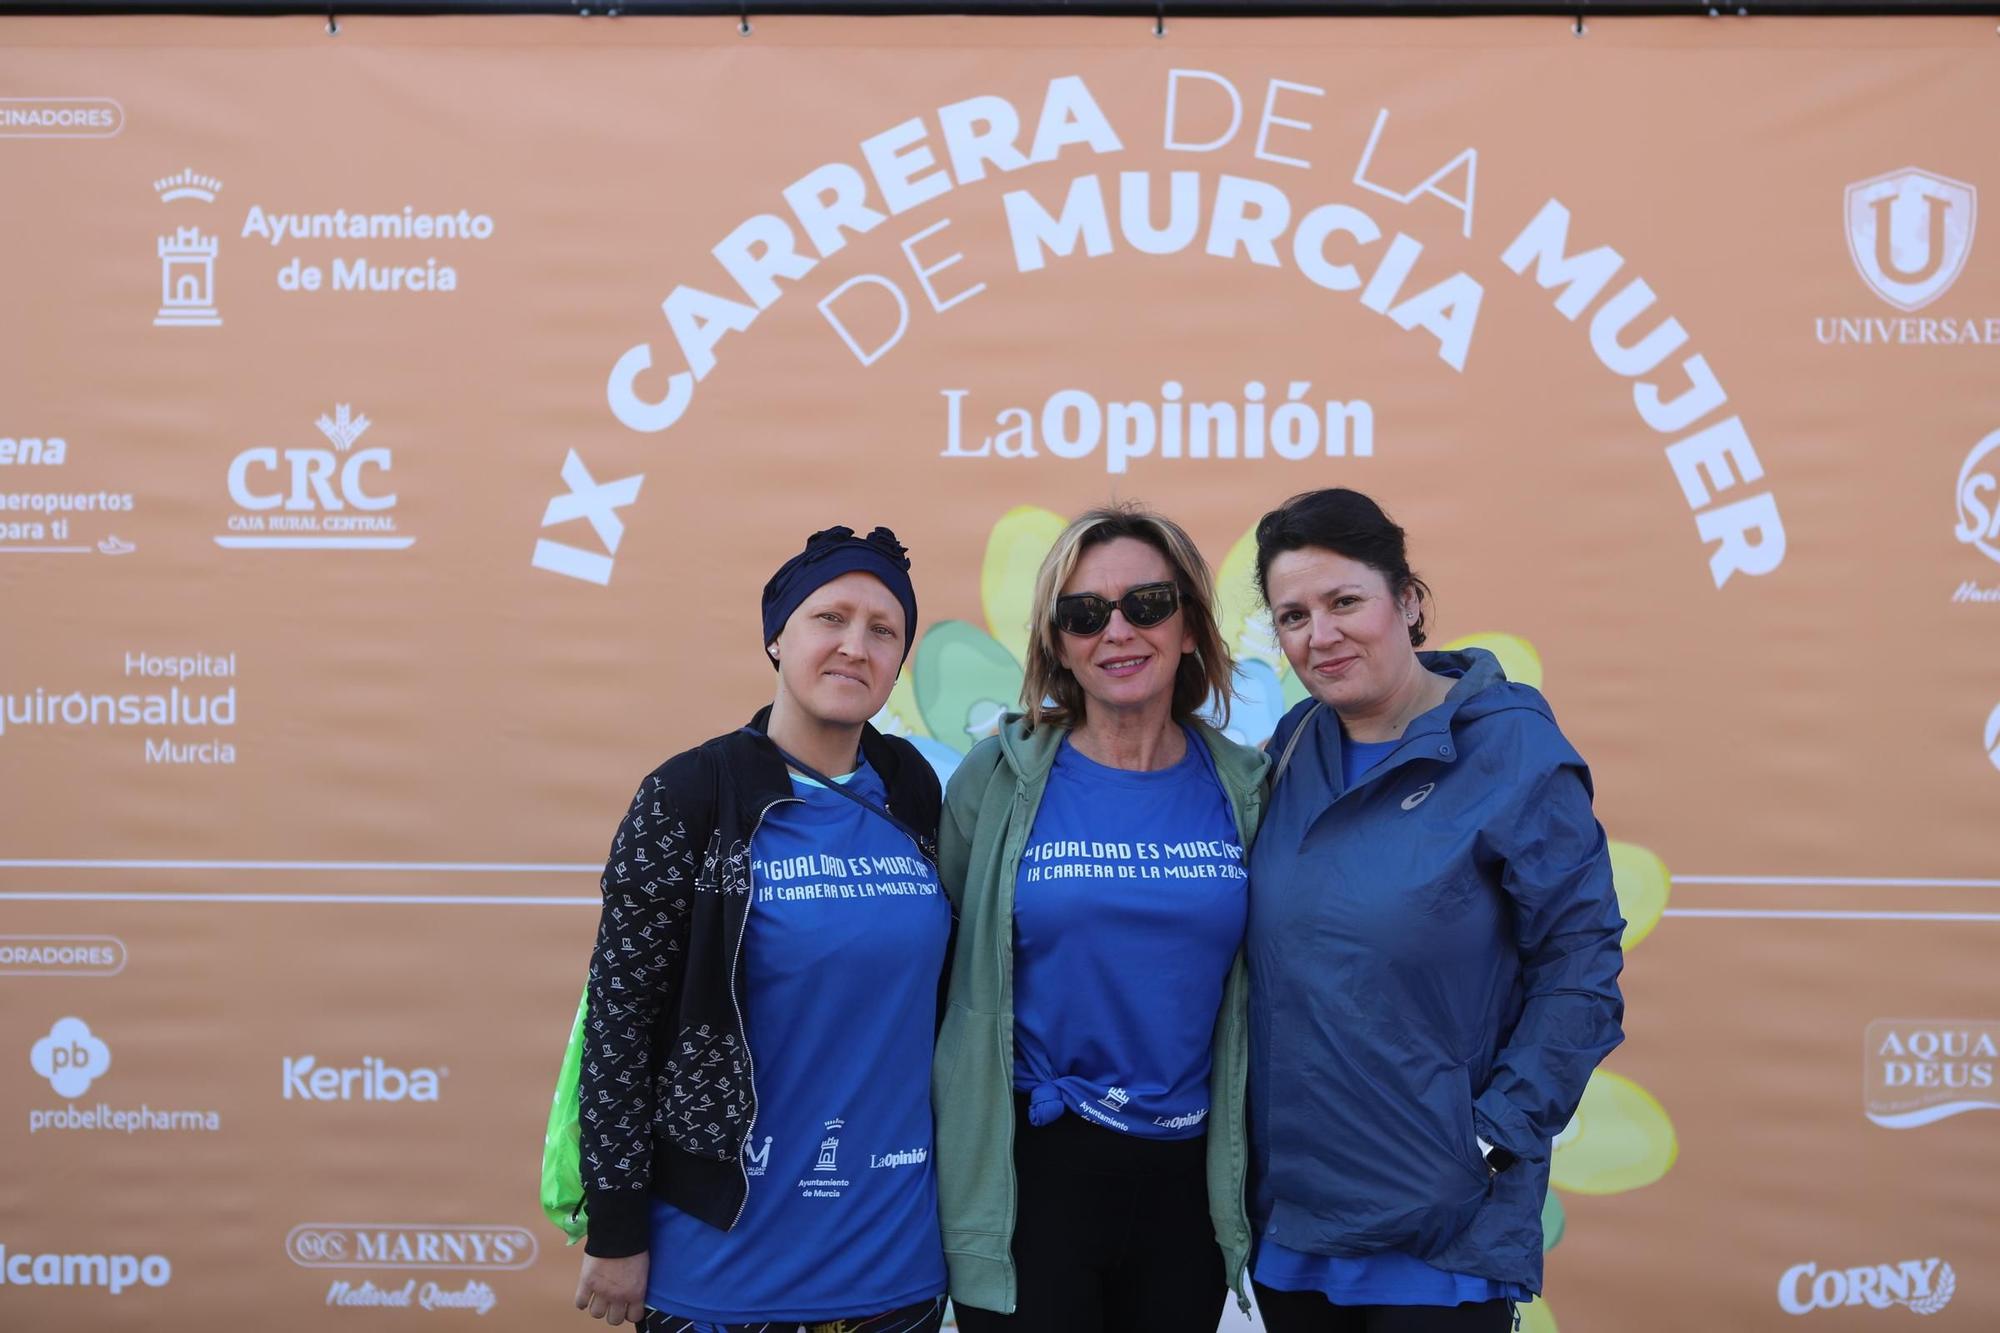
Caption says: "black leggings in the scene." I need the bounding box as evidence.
[951,1097,1225,1333]
[1253,1282,1514,1333]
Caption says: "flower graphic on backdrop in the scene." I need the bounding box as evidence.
[881,512,1678,1333]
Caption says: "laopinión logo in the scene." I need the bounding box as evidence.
[217,404,414,550]
[1817,167,1995,348]
[288,1224,532,1316]
[1778,1257,1955,1317]
[282,1055,447,1102]
[25,1017,221,1135]
[1867,1020,2000,1128]
[154,168,224,328]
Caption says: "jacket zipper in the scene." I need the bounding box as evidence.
[726,794,798,1231]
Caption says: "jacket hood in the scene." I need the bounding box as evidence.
[1422,647,1556,732]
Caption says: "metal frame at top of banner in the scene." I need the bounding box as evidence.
[8,0,2000,16]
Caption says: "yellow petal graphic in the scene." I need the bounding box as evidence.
[1550,1069,1678,1196]
[1609,841,1671,950]
[1216,523,1282,673]
[874,669,928,740]
[1442,632,1543,690]
[1517,1296,1558,1333]
[980,506,1066,667]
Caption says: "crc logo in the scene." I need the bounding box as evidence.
[217,404,413,550]
[282,1055,444,1102]
[285,1224,537,1270]
[29,1016,111,1097]
[1845,168,1977,312]
[1955,429,2000,565]
[1779,1258,1954,1317]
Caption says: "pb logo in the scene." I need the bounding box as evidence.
[1845,167,1977,312]
[30,1016,112,1097]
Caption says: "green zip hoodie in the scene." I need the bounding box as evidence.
[930,714,1268,1315]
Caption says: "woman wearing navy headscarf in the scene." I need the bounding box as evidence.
[572,526,950,1333]
[1246,489,1626,1332]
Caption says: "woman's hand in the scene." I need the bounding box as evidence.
[575,1251,649,1326]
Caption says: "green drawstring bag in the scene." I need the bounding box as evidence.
[540,981,591,1244]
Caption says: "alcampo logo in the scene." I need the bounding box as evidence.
[1955,429,2000,566]
[0,1244,170,1295]
[282,1055,445,1102]
[1845,167,1977,313]
[30,1017,111,1097]
[1779,1257,1955,1317]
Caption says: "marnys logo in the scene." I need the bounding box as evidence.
[1400,783,1436,811]
[282,1055,446,1103]
[1779,1257,1955,1317]
[30,1016,111,1097]
[1867,1020,2000,1128]
[1955,429,2000,569]
[286,1224,536,1271]
[217,404,414,551]
[1985,704,2000,776]
[1846,168,1977,313]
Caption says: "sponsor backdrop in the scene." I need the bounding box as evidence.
[0,12,1995,1331]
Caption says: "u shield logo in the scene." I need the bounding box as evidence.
[1845,167,1977,312]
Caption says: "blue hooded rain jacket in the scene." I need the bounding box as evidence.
[1246,648,1625,1293]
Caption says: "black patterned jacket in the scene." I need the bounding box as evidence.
[579,708,942,1257]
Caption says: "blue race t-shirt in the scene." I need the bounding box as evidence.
[1011,727,1247,1139]
[646,761,949,1323]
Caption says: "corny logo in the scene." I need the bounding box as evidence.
[1779,1257,1955,1316]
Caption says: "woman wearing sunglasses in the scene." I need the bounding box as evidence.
[933,503,1266,1332]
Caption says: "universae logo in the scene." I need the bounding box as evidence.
[1845,168,1976,313]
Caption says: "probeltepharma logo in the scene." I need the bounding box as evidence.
[1867,1020,2000,1128]
[154,168,223,328]
[25,1017,222,1135]
[1818,167,1994,348]
[217,405,414,550]
[282,1056,446,1102]
[1779,1257,1955,1317]
[0,1245,170,1296]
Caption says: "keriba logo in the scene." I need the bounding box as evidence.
[282,1055,445,1102]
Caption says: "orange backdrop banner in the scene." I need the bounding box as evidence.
[1,13,1996,1331]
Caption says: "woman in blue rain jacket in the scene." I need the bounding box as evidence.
[1245,488,1626,1333]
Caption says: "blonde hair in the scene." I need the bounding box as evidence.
[1020,503,1234,730]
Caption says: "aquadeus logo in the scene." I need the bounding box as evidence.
[286,1224,535,1271]
[1846,168,1977,313]
[1865,1019,2000,1128]
[282,1055,445,1102]
[1779,1257,1955,1317]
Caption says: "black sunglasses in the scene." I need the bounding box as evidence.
[1053,581,1182,637]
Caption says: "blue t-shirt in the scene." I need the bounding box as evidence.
[646,762,950,1323]
[1249,719,1525,1309]
[1011,728,1247,1139]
